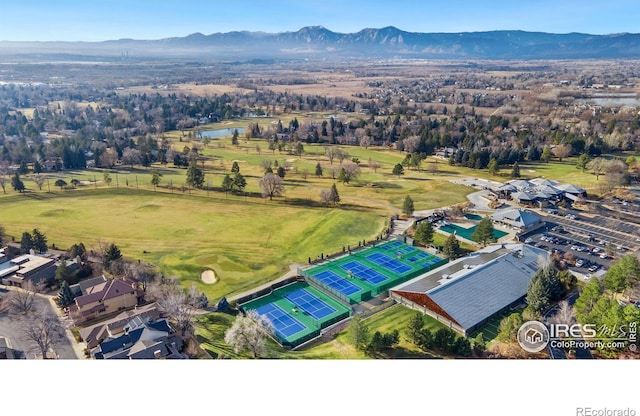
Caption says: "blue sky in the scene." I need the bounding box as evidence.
[0,0,638,41]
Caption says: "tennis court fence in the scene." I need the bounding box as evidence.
[301,272,372,304]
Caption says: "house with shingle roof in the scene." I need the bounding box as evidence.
[68,277,144,324]
[79,302,162,349]
[93,315,184,359]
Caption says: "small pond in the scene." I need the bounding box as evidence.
[200,127,245,138]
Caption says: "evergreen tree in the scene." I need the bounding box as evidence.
[221,174,233,193]
[497,312,523,342]
[232,173,247,193]
[526,273,550,316]
[527,263,565,317]
[413,221,434,246]
[56,281,76,308]
[329,183,340,204]
[231,161,240,173]
[32,228,48,253]
[20,231,33,253]
[55,259,75,284]
[402,195,414,216]
[510,161,521,178]
[231,129,239,145]
[186,162,205,188]
[103,243,122,270]
[276,166,286,178]
[69,242,87,261]
[392,163,404,176]
[338,167,347,183]
[55,179,67,190]
[150,170,162,189]
[18,160,29,174]
[574,277,604,322]
[406,312,425,344]
[473,333,486,355]
[443,233,462,260]
[604,255,640,295]
[471,217,496,246]
[541,146,552,163]
[315,162,323,176]
[348,314,370,351]
[11,173,25,192]
[576,153,590,173]
[33,160,43,174]
[487,158,499,176]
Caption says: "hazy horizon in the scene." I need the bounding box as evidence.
[0,0,638,42]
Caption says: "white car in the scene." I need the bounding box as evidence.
[600,253,608,259]
[524,238,534,244]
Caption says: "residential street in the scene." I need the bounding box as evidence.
[0,285,82,359]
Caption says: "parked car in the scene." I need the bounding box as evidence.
[600,253,608,259]
[524,238,534,244]
[588,265,600,272]
[576,259,585,267]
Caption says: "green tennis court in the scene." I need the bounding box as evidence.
[240,281,350,348]
[439,223,508,241]
[300,240,447,304]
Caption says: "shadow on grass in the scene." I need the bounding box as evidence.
[367,346,442,359]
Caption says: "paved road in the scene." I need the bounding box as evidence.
[0,286,81,359]
[544,292,593,359]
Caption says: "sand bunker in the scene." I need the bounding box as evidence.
[200,269,217,284]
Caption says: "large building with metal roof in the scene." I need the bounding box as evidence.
[390,243,549,335]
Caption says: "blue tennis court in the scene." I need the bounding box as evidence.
[381,240,403,250]
[254,303,307,338]
[341,260,389,285]
[284,288,337,320]
[365,252,412,274]
[313,270,362,295]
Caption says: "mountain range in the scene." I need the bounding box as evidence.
[2,26,640,61]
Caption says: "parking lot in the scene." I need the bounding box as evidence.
[537,210,640,252]
[522,226,615,277]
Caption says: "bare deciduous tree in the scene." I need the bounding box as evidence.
[9,281,41,314]
[21,307,64,359]
[339,162,361,183]
[552,143,572,162]
[403,136,421,154]
[368,159,381,173]
[32,174,46,191]
[149,279,198,336]
[548,300,576,330]
[260,159,273,173]
[336,147,349,164]
[320,188,332,206]
[128,261,156,291]
[224,310,274,358]
[259,173,284,200]
[0,173,6,194]
[586,157,607,180]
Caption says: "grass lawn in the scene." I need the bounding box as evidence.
[468,308,523,345]
[431,232,476,255]
[194,304,449,359]
[0,187,387,300]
